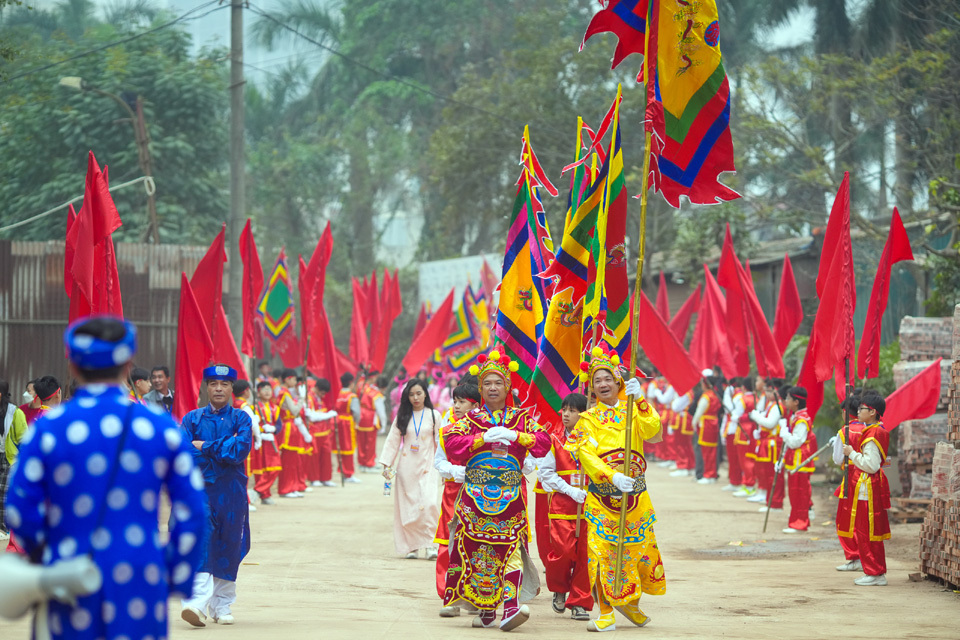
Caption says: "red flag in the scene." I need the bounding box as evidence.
[172,275,214,421]
[64,204,78,296]
[366,271,382,357]
[239,219,265,358]
[401,290,455,375]
[734,258,784,377]
[412,303,428,342]
[480,258,499,308]
[810,174,856,382]
[668,284,700,343]
[797,341,825,419]
[371,268,402,372]
[638,291,701,395]
[656,271,671,322]
[300,224,335,373]
[883,358,941,431]
[298,255,313,347]
[858,208,914,380]
[337,347,358,377]
[190,225,246,380]
[690,266,736,376]
[716,227,750,376]
[349,278,371,366]
[311,303,341,407]
[772,254,803,355]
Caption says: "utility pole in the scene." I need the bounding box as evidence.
[226,0,245,342]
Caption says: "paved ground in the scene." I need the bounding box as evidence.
[3,449,959,638]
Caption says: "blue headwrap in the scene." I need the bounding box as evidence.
[64,317,137,369]
[203,365,238,381]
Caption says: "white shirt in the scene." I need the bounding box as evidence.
[780,419,807,450]
[831,430,882,500]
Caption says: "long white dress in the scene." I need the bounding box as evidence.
[378,409,443,555]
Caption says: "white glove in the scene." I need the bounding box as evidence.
[295,418,311,442]
[748,410,761,422]
[260,432,275,442]
[298,384,307,398]
[774,460,784,474]
[726,422,738,436]
[752,428,762,440]
[321,410,338,421]
[254,440,262,450]
[485,427,518,443]
[304,433,313,443]
[262,423,276,434]
[522,457,537,475]
[828,435,837,447]
[567,487,588,504]
[667,426,674,436]
[612,472,636,493]
[624,377,643,399]
[452,466,466,483]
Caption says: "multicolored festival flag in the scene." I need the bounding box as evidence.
[644,0,740,207]
[581,0,650,71]
[257,249,295,340]
[443,288,484,373]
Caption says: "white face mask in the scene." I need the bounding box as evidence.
[22,391,34,404]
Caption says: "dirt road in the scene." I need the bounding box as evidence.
[3,451,958,638]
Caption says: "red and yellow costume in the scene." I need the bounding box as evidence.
[672,393,695,471]
[833,420,865,560]
[782,408,817,530]
[542,431,593,611]
[749,403,785,509]
[277,387,311,495]
[697,389,721,479]
[433,408,461,599]
[835,422,890,575]
[253,400,283,499]
[731,390,757,488]
[334,388,358,478]
[305,394,336,484]
[357,383,383,468]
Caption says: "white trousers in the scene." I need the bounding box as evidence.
[182,572,237,618]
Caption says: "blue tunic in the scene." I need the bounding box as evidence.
[180,403,252,581]
[5,384,207,639]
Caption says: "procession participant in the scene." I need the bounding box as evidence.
[442,352,551,631]
[746,383,784,510]
[19,375,62,426]
[256,362,273,385]
[379,379,442,559]
[643,375,664,461]
[390,370,408,421]
[653,384,677,468]
[833,391,865,570]
[275,369,313,497]
[129,367,152,402]
[667,391,695,477]
[538,392,592,622]
[833,390,891,586]
[0,379,27,540]
[781,387,817,533]
[434,381,479,616]
[180,364,253,627]
[335,372,362,483]
[304,378,339,487]
[726,379,758,496]
[252,382,282,504]
[357,373,389,472]
[5,316,207,637]
[568,345,665,632]
[692,374,721,484]
[231,380,262,487]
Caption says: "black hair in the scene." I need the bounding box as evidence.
[233,380,252,397]
[258,361,271,370]
[280,368,297,381]
[562,392,588,412]
[859,389,886,418]
[376,374,389,389]
[150,365,170,377]
[395,378,433,437]
[841,387,862,417]
[34,375,61,402]
[256,381,272,391]
[452,383,481,404]
[340,372,355,387]
[314,378,331,393]
[741,377,754,392]
[788,386,808,409]
[72,317,129,380]
[131,367,150,383]
[0,378,11,415]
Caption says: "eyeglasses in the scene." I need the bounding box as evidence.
[858,405,872,411]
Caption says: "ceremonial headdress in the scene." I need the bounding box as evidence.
[469,350,519,391]
[203,365,238,382]
[64,316,137,369]
[579,344,624,388]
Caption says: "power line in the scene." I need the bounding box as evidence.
[1,1,227,84]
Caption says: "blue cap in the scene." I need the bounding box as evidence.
[203,365,238,381]
[64,316,137,369]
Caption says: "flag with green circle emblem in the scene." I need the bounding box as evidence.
[257,248,295,339]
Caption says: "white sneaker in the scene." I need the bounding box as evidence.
[181,606,206,627]
[657,460,673,468]
[720,484,738,491]
[322,480,338,487]
[746,492,768,503]
[311,481,323,487]
[669,469,689,477]
[279,492,302,499]
[854,574,887,586]
[248,504,257,512]
[214,614,235,625]
[809,508,816,520]
[345,476,362,484]
[439,605,461,618]
[405,550,418,559]
[757,506,783,513]
[697,478,717,484]
[782,527,804,533]
[499,605,530,631]
[836,559,862,572]
[304,486,314,492]
[732,486,756,498]
[426,548,438,560]
[668,462,678,470]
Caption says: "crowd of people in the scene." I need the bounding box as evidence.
[0,316,895,638]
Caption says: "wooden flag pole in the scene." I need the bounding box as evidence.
[613,124,653,594]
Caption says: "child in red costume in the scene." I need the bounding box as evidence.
[780,387,817,532]
[832,390,890,586]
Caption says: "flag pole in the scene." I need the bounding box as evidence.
[613,105,652,595]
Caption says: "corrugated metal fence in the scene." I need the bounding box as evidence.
[0,240,206,392]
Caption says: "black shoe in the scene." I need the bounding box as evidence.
[571,606,590,621]
[552,592,567,614]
